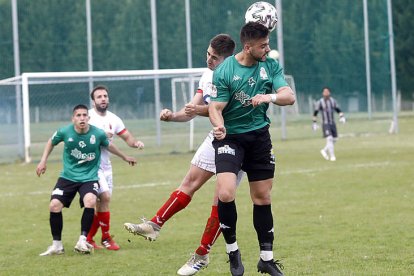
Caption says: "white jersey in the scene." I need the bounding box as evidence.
[88,108,127,171]
[197,69,214,105]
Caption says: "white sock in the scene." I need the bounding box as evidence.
[260,250,274,261]
[226,242,239,253]
[326,136,335,157]
[78,235,87,242]
[52,240,63,248]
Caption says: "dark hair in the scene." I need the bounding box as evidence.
[90,85,109,100]
[73,104,89,113]
[240,22,269,45]
[322,86,331,92]
[209,34,236,58]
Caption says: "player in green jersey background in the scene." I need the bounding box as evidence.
[37,104,136,256]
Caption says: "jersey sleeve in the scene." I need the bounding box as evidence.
[332,98,342,113]
[98,129,110,147]
[51,128,64,145]
[112,114,126,136]
[270,60,289,92]
[211,65,230,103]
[197,70,213,104]
[313,99,321,115]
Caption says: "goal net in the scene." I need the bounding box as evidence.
[0,69,298,164]
[0,68,206,163]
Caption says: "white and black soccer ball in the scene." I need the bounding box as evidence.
[245,1,278,32]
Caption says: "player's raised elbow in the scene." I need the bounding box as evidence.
[287,93,296,105]
[277,87,296,106]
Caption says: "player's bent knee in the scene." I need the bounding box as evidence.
[99,191,111,203]
[218,190,236,202]
[49,199,63,212]
[179,179,203,196]
[83,193,97,208]
[251,194,272,205]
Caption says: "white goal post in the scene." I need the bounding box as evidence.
[171,76,201,151]
[0,68,206,163]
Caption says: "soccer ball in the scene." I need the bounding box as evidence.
[245,1,278,32]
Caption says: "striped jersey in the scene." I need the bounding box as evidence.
[314,97,341,124]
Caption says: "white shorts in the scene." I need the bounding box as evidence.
[191,131,244,186]
[98,168,113,195]
[191,131,216,173]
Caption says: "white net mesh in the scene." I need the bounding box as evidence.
[0,69,206,163]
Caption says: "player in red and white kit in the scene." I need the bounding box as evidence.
[124,34,242,275]
[87,85,144,250]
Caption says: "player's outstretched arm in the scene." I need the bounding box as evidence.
[119,130,145,149]
[36,138,54,177]
[160,107,192,122]
[107,142,137,166]
[161,93,207,122]
[184,103,209,118]
[184,93,209,117]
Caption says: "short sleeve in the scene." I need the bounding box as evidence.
[211,67,230,102]
[98,129,110,147]
[51,129,64,145]
[270,60,289,92]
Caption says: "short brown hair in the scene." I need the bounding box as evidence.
[90,85,109,100]
[240,22,269,45]
[209,34,236,58]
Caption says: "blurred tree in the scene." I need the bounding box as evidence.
[17,0,85,72]
[0,0,13,77]
[394,0,414,100]
[0,0,411,104]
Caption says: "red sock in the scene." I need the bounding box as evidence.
[98,211,111,241]
[151,190,191,227]
[87,214,100,241]
[196,205,221,256]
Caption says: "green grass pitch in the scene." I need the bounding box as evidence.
[0,113,413,275]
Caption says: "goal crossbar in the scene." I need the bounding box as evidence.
[4,68,206,163]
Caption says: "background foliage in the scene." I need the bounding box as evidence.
[0,0,413,104]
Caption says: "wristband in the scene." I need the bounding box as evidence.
[270,94,277,103]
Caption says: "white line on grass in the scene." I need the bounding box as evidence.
[280,161,391,175]
[0,181,172,198]
[0,161,393,198]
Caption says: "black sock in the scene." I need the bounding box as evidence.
[218,199,237,245]
[253,204,274,251]
[50,212,63,240]
[81,208,95,236]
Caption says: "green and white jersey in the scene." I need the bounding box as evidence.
[211,55,288,134]
[51,124,110,182]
